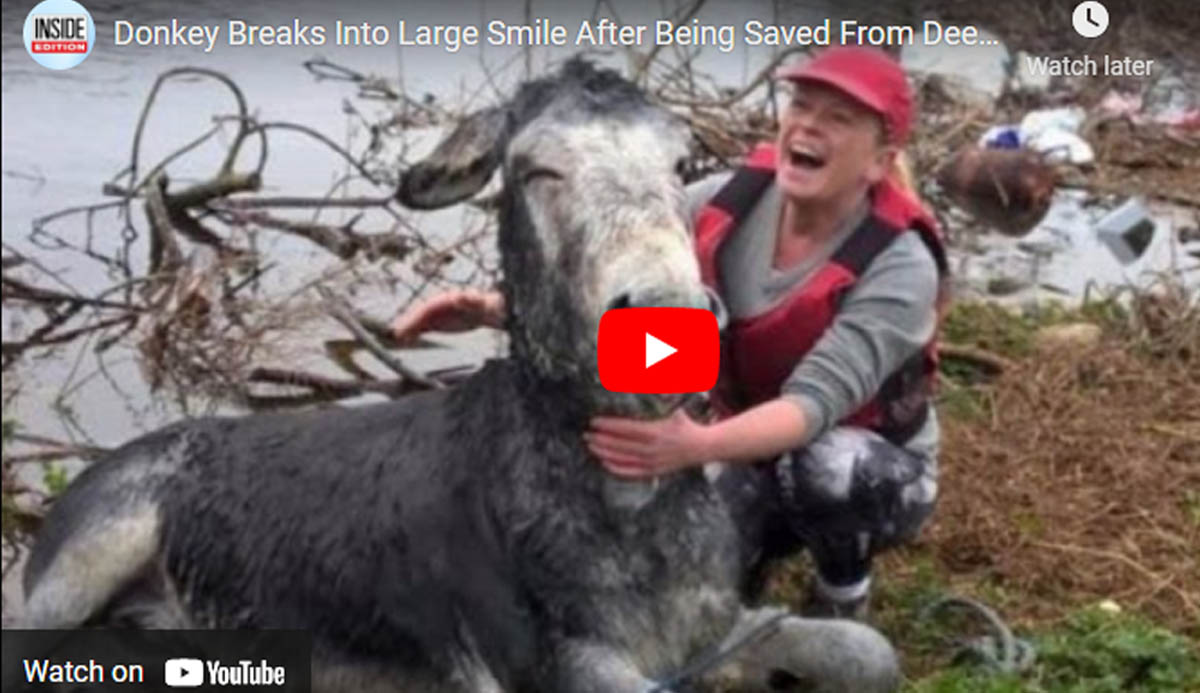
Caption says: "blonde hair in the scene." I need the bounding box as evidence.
[888,150,916,193]
[874,115,915,193]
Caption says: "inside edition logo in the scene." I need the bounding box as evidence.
[24,0,94,69]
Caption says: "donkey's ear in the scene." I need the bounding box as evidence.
[397,106,508,210]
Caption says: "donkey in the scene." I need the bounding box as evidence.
[21,59,899,692]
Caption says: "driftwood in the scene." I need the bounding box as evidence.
[939,343,1013,376]
[3,62,466,404]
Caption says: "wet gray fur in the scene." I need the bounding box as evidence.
[22,59,898,693]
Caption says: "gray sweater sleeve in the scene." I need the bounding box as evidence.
[780,231,939,444]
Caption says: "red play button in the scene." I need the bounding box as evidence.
[598,307,719,393]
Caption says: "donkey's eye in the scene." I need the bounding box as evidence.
[522,167,564,186]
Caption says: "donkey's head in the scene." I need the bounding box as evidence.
[399,59,713,418]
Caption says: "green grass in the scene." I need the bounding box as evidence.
[940,302,1040,359]
[41,462,70,495]
[934,298,1135,422]
[855,553,1200,693]
[939,297,1129,364]
[934,383,992,423]
[3,416,71,496]
[900,607,1200,692]
[902,298,1198,690]
[1182,490,1200,529]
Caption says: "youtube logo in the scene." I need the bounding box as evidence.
[598,307,719,393]
[164,658,203,687]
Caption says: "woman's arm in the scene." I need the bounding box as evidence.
[702,398,810,463]
[391,288,506,343]
[780,230,939,445]
[586,231,939,477]
[587,399,808,477]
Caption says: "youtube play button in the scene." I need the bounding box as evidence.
[598,307,719,393]
[645,333,676,368]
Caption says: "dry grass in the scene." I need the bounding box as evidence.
[927,294,1198,636]
[762,286,1199,658]
[751,289,1199,688]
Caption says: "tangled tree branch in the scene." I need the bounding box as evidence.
[3,59,485,413]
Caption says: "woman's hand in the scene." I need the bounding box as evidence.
[587,399,811,477]
[585,408,713,478]
[391,289,505,344]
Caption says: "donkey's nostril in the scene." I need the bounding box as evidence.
[605,293,634,312]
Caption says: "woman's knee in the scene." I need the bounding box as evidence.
[779,426,935,533]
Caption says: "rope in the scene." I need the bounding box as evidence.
[646,611,792,693]
[920,595,1038,675]
[645,594,1032,691]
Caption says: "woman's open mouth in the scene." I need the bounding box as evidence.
[786,142,828,171]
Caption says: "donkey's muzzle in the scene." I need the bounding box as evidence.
[602,284,726,330]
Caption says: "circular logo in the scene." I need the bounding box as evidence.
[1072,1,1109,39]
[24,0,95,70]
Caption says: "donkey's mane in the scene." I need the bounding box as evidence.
[503,58,656,136]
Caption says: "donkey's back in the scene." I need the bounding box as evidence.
[20,57,905,693]
[22,378,538,689]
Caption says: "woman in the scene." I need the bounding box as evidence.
[393,47,947,619]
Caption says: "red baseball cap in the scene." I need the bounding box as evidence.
[776,47,913,145]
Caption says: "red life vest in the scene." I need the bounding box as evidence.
[694,143,949,445]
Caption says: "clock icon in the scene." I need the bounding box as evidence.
[1073,1,1109,38]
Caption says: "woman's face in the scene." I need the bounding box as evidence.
[775,80,893,205]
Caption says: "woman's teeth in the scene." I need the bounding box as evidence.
[787,144,826,169]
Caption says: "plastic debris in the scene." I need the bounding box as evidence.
[1143,72,1200,131]
[979,125,1022,149]
[1097,90,1144,119]
[1021,107,1086,135]
[1019,107,1094,164]
[1164,109,1200,131]
[1025,129,1094,164]
[1094,198,1157,264]
[976,108,1095,163]
[1098,87,1200,134]
[948,193,1197,308]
